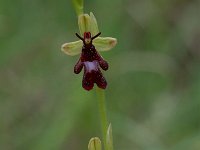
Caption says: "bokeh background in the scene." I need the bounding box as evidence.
[1,0,200,150]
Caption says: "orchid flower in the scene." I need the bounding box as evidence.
[61,12,117,91]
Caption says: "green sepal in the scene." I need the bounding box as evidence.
[93,37,117,52]
[78,14,91,36]
[78,12,99,36]
[61,40,82,56]
[90,12,99,36]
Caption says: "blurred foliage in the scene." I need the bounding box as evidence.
[0,0,200,150]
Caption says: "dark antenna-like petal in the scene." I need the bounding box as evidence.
[75,33,84,41]
[92,32,101,40]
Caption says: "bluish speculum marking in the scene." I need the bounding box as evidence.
[84,61,99,72]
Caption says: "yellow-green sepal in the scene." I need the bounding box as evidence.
[78,12,100,37]
[78,14,91,36]
[61,40,82,56]
[93,37,117,52]
[90,12,99,36]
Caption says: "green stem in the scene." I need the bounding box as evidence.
[72,0,84,16]
[96,87,108,150]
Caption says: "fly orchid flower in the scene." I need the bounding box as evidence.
[61,12,117,91]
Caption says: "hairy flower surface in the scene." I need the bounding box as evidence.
[61,12,117,90]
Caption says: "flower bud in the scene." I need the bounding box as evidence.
[88,137,102,150]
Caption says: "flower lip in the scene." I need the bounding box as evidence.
[83,61,99,72]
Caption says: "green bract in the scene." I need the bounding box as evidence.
[106,124,113,150]
[61,12,117,56]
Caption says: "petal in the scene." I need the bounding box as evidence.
[78,14,91,36]
[61,40,82,56]
[90,12,99,36]
[93,37,117,52]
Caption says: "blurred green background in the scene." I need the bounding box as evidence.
[1,0,200,150]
